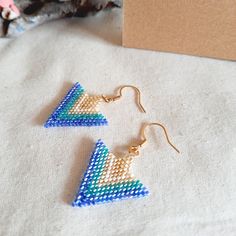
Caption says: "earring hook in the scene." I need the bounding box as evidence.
[129,122,180,156]
[102,85,146,113]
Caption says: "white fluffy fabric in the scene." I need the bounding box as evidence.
[0,9,235,236]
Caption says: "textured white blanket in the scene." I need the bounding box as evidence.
[0,9,235,236]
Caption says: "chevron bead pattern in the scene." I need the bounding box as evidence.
[72,139,149,207]
[44,83,108,127]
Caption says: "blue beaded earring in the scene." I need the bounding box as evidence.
[45,83,146,128]
[72,122,180,207]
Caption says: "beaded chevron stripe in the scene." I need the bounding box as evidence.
[72,139,149,207]
[44,83,108,127]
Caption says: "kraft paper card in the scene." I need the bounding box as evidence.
[123,0,236,60]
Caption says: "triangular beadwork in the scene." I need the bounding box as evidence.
[44,83,108,127]
[72,139,149,207]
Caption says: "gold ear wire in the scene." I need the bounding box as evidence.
[102,85,146,113]
[129,122,180,156]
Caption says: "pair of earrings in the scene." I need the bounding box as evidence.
[45,83,179,207]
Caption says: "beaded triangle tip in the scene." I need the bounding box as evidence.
[44,83,108,128]
[72,139,149,207]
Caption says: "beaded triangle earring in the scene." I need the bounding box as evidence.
[45,83,145,128]
[72,123,180,207]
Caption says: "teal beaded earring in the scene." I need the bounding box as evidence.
[44,83,146,128]
[72,122,180,207]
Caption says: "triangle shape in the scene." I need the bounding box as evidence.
[44,83,108,127]
[72,139,149,207]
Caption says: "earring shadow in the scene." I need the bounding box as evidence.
[33,81,73,126]
[61,137,94,205]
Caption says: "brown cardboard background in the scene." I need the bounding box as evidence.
[123,0,236,60]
